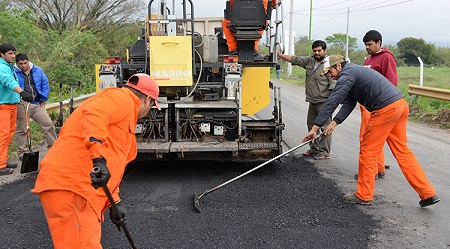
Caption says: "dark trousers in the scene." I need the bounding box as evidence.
[306,102,332,156]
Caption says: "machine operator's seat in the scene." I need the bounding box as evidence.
[225,0,272,62]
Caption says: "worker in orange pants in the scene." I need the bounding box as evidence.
[0,43,34,175]
[356,98,436,201]
[222,0,280,54]
[33,74,160,248]
[358,29,399,179]
[39,190,102,248]
[303,54,439,207]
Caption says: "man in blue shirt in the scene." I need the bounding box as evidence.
[14,54,57,161]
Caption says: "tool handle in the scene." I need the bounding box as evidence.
[92,167,138,249]
[198,131,323,199]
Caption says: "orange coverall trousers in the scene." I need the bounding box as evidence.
[0,104,17,169]
[360,105,385,174]
[39,190,102,249]
[222,0,272,52]
[355,98,436,201]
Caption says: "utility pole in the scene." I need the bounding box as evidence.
[345,7,350,61]
[287,0,294,77]
[308,0,313,56]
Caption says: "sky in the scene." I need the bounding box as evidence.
[162,0,450,49]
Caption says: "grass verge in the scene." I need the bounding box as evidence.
[274,64,450,130]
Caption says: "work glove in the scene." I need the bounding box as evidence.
[109,201,127,229]
[20,91,34,102]
[90,157,111,189]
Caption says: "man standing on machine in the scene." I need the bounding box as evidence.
[222,0,280,55]
[14,54,57,161]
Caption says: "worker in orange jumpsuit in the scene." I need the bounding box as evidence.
[32,74,160,248]
[222,0,280,54]
[358,30,398,180]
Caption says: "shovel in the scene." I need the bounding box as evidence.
[20,103,39,174]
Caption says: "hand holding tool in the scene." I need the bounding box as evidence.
[20,91,34,102]
[90,157,110,189]
[109,201,127,228]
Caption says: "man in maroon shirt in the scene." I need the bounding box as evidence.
[357,30,398,180]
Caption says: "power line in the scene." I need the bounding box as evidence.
[352,0,414,12]
[289,0,413,34]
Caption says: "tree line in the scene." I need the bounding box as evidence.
[295,33,450,67]
[0,0,145,99]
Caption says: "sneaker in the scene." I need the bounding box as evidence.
[385,165,390,169]
[230,49,238,55]
[419,196,440,208]
[377,172,385,179]
[343,193,372,205]
[6,162,17,168]
[0,168,14,175]
[314,155,330,160]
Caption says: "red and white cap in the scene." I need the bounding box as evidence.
[126,73,161,110]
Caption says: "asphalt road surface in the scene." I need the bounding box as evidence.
[1,79,448,248]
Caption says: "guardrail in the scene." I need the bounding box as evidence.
[45,93,95,114]
[408,84,450,101]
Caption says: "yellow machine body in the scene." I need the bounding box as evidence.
[149,36,193,87]
[241,67,270,116]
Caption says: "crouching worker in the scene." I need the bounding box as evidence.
[32,74,160,248]
[302,55,439,208]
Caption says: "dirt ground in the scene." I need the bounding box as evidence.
[409,106,450,130]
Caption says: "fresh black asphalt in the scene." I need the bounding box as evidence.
[0,155,379,248]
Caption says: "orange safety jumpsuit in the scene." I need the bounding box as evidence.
[356,98,436,201]
[32,87,140,249]
[222,0,278,52]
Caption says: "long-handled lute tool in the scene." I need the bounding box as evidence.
[92,167,138,249]
[194,131,323,213]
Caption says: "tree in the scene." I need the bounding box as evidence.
[12,0,145,34]
[397,37,435,66]
[294,35,309,55]
[0,11,44,53]
[0,11,108,93]
[325,33,358,52]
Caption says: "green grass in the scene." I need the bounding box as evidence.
[272,64,450,129]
